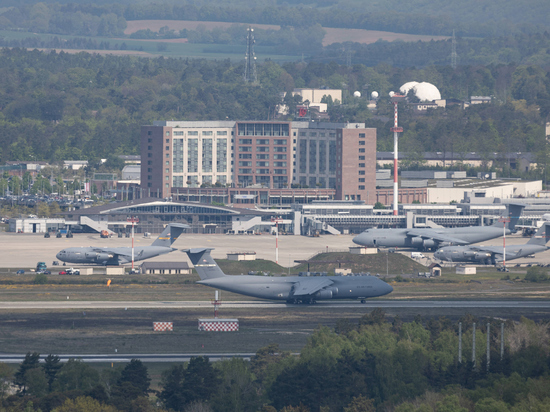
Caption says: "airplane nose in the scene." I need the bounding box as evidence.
[384,282,393,295]
[353,233,369,246]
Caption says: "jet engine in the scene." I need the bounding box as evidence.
[315,287,339,299]
[422,239,436,249]
[85,252,114,262]
[410,237,423,246]
[462,251,477,259]
[474,252,492,260]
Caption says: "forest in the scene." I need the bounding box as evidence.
[1,313,549,411]
[0,47,548,182]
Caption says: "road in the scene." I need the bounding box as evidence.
[1,300,550,310]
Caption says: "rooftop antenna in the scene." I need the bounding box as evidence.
[244,27,258,85]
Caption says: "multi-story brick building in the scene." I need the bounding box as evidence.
[141,120,377,204]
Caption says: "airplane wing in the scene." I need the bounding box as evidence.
[292,278,334,296]
[406,229,470,245]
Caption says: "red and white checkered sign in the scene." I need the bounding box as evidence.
[198,319,239,332]
[153,322,173,331]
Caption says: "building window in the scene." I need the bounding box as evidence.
[174,131,184,136]
[166,161,170,165]
[147,153,152,158]
[147,131,152,136]
[359,178,365,182]
[239,139,252,144]
[359,156,365,160]
[165,168,169,173]
[148,138,152,143]
[148,146,152,150]
[165,183,169,187]
[165,132,170,136]
[359,163,365,167]
[273,139,287,145]
[256,139,269,145]
[148,168,152,173]
[359,185,365,190]
[202,131,213,136]
[166,154,169,158]
[217,131,228,135]
[188,131,198,136]
[359,133,365,138]
[359,171,365,175]
[165,146,169,150]
[359,148,365,153]
[147,182,152,187]
[359,141,365,145]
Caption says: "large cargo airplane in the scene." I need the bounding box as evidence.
[185,248,393,304]
[434,222,550,265]
[352,204,524,251]
[56,223,189,265]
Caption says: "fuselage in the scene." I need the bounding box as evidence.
[353,226,511,250]
[198,274,393,301]
[56,246,175,265]
[434,244,547,263]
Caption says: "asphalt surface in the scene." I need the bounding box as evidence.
[2,231,549,269]
[1,300,549,310]
[0,353,256,363]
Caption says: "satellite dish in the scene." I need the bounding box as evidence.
[371,91,379,99]
[389,91,395,97]
[353,91,361,97]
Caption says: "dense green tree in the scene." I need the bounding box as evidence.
[14,352,40,392]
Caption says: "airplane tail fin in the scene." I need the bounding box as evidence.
[151,223,189,247]
[185,248,227,279]
[492,204,525,231]
[527,223,550,246]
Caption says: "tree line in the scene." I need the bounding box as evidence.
[1,0,547,39]
[1,313,549,411]
[0,48,549,180]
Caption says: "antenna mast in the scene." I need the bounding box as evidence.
[244,27,258,85]
[451,30,458,70]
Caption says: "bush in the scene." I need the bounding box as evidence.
[524,266,549,282]
[33,274,48,285]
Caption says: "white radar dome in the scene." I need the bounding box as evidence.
[399,81,441,101]
[353,91,361,97]
[371,91,379,99]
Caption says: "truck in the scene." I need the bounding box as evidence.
[100,230,110,238]
[410,252,425,259]
[36,262,47,272]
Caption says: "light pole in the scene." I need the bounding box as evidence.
[127,216,139,271]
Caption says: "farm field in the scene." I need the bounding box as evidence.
[124,20,449,46]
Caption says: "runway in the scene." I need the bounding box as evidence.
[1,300,550,310]
[0,353,256,363]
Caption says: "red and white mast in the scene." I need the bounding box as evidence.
[390,93,404,216]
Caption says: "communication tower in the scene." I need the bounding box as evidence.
[451,30,458,70]
[244,27,258,85]
[390,93,404,216]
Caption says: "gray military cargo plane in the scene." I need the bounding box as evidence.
[56,223,189,265]
[352,204,524,251]
[185,248,393,304]
[434,222,550,265]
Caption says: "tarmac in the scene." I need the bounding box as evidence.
[1,231,548,269]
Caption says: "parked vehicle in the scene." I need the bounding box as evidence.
[36,262,47,272]
[16,269,25,275]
